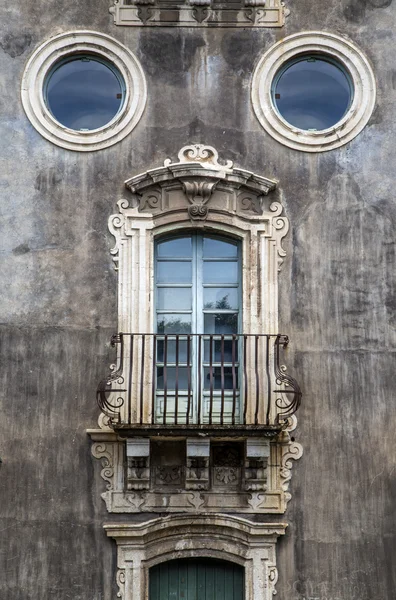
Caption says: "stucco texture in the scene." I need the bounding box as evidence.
[1,0,396,598]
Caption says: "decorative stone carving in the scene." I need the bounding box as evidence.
[165,144,233,171]
[88,429,302,514]
[186,439,210,491]
[153,466,184,486]
[126,439,150,491]
[105,515,287,600]
[182,180,218,221]
[109,0,289,27]
[116,569,126,599]
[244,438,270,492]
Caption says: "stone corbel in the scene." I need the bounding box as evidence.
[243,438,270,492]
[126,439,150,491]
[182,179,219,221]
[186,438,210,490]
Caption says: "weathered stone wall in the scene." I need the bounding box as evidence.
[1,0,395,598]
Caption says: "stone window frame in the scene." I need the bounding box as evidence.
[104,514,287,600]
[251,31,376,153]
[21,31,147,152]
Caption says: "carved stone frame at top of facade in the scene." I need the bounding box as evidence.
[105,514,287,600]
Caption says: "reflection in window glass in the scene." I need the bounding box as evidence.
[273,55,352,131]
[157,261,192,284]
[157,314,192,334]
[203,237,238,258]
[203,261,238,284]
[157,237,192,258]
[157,339,190,364]
[157,288,192,311]
[204,313,238,334]
[204,367,239,390]
[157,367,189,390]
[204,288,238,310]
[204,339,239,362]
[45,55,124,131]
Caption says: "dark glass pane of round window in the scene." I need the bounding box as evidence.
[273,57,352,131]
[46,56,123,131]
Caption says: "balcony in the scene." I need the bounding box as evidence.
[97,333,301,438]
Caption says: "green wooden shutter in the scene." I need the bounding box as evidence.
[149,558,244,600]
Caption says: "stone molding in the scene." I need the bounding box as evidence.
[105,514,287,600]
[87,144,303,515]
[109,0,289,28]
[21,31,147,152]
[105,145,289,426]
[251,31,376,152]
[88,417,302,514]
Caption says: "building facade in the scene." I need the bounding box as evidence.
[1,1,396,599]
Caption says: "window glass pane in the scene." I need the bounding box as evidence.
[274,56,352,131]
[203,237,238,258]
[204,313,238,334]
[157,237,192,258]
[204,367,239,390]
[157,288,192,310]
[157,314,192,334]
[46,56,123,130]
[203,261,238,284]
[204,288,239,310]
[204,339,239,363]
[157,339,191,364]
[157,261,192,283]
[156,367,190,390]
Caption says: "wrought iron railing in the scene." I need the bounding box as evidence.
[97,333,301,427]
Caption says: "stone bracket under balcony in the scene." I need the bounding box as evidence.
[88,418,303,515]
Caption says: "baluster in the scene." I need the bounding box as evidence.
[175,335,179,425]
[151,334,156,425]
[140,335,145,425]
[209,335,214,425]
[231,334,236,425]
[127,335,133,425]
[163,335,168,425]
[243,334,248,424]
[266,335,271,425]
[220,334,225,425]
[255,335,259,425]
[187,335,192,425]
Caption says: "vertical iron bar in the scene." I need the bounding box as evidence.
[266,335,271,425]
[197,335,201,425]
[254,335,260,425]
[128,334,133,425]
[209,334,214,425]
[186,335,192,425]
[231,334,236,425]
[151,334,156,425]
[175,335,179,425]
[163,335,168,425]
[140,334,145,426]
[243,334,248,424]
[220,334,225,425]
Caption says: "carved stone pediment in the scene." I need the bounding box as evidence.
[125,144,277,223]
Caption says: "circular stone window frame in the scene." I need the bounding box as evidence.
[251,31,376,153]
[21,31,147,152]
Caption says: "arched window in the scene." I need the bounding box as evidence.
[154,232,241,424]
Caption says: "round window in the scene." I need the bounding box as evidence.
[21,31,147,151]
[251,32,376,152]
[272,55,353,131]
[45,55,125,131]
